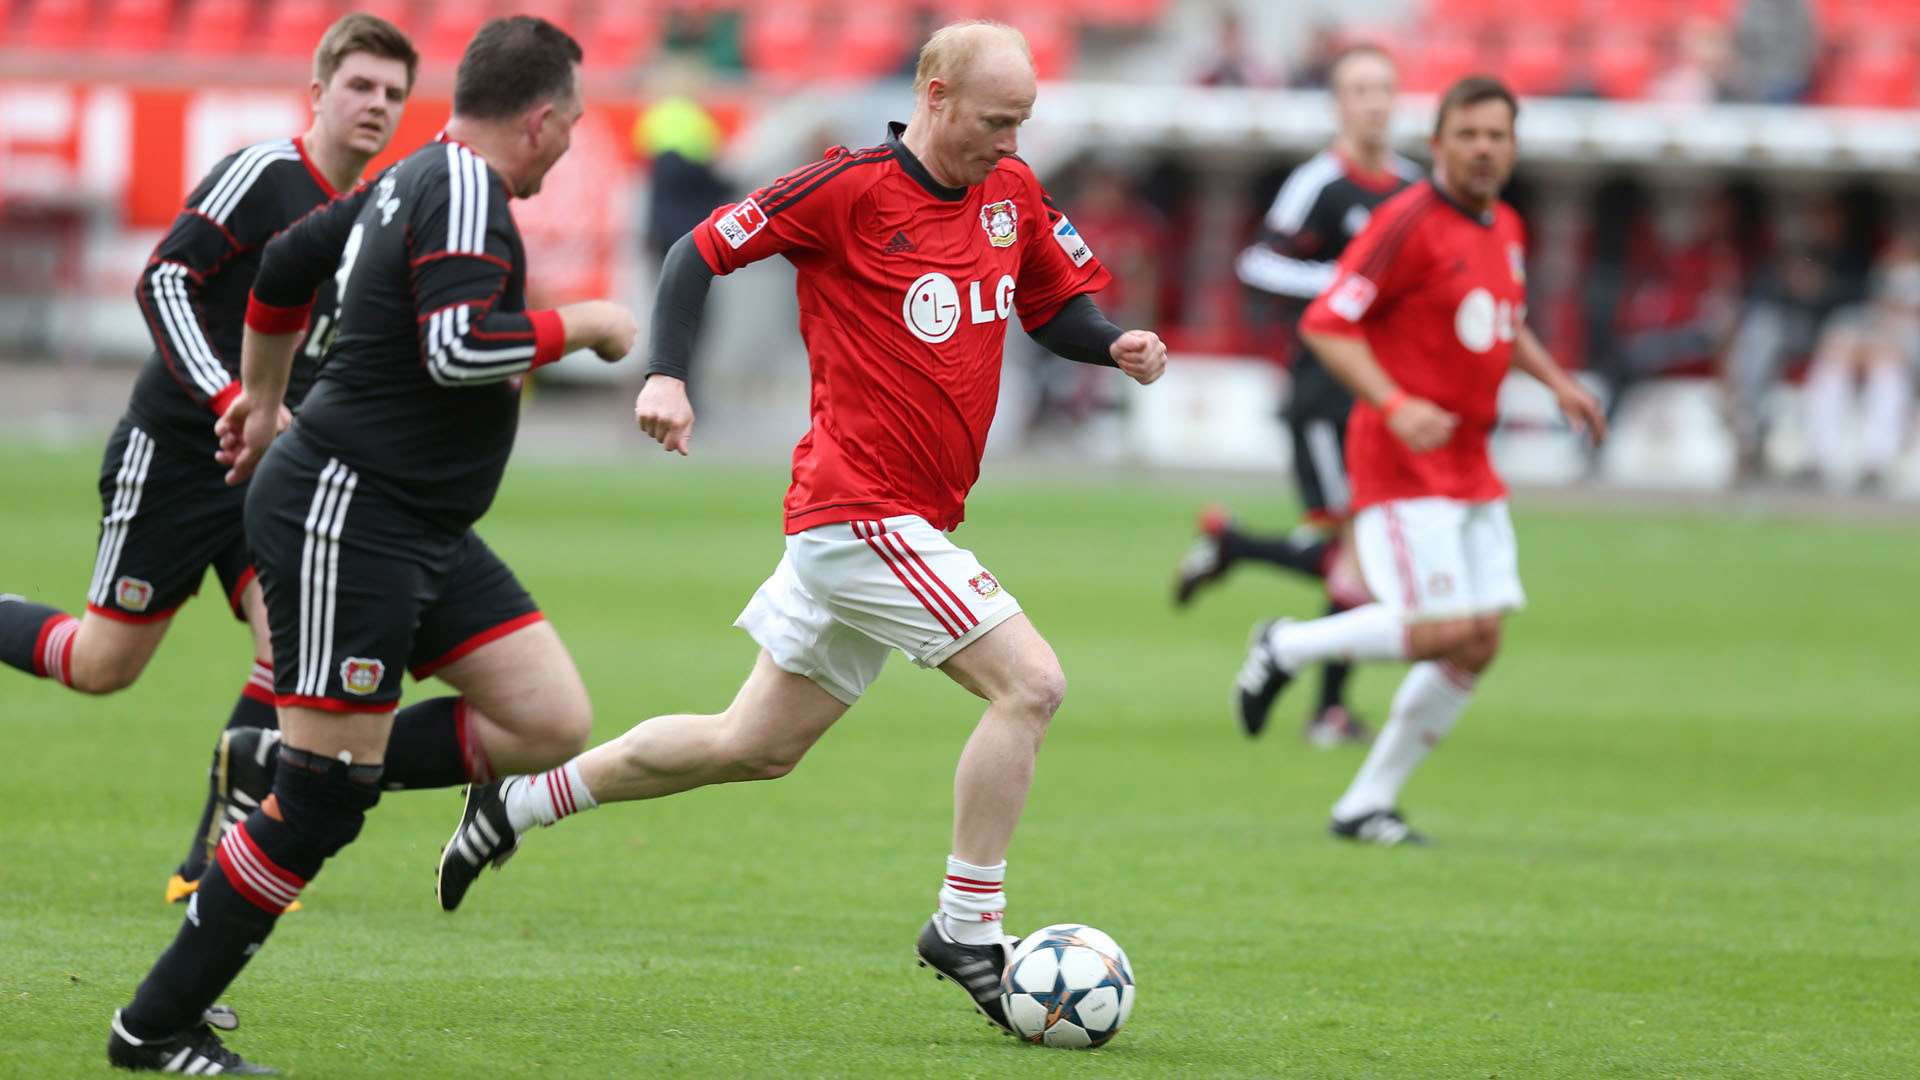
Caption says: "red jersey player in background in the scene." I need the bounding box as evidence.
[1236,77,1605,846]
[433,21,1167,1034]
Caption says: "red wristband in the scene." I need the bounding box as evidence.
[527,309,565,367]
[245,294,312,335]
[208,381,243,417]
[1381,391,1410,418]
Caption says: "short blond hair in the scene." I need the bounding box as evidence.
[314,12,418,93]
[912,20,1032,97]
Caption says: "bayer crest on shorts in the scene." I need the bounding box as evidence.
[114,576,154,612]
[340,657,385,695]
[968,570,1001,599]
[980,199,1018,247]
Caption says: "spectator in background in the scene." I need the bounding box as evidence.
[634,75,732,267]
[1289,21,1345,90]
[1803,234,1920,491]
[1723,196,1871,477]
[1194,8,1277,88]
[1596,188,1743,418]
[1733,0,1815,103]
[1029,163,1167,426]
[1648,17,1736,105]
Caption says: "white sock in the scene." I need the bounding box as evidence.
[503,759,599,833]
[1804,360,1853,483]
[938,856,1007,945]
[1269,603,1407,672]
[1862,362,1912,472]
[1332,661,1476,821]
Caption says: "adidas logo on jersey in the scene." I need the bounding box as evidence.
[884,230,915,254]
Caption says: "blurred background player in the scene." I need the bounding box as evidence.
[0,13,418,904]
[105,18,638,1073]
[432,20,1166,1037]
[1172,44,1418,748]
[1235,77,1605,846]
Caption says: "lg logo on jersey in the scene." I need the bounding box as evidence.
[903,272,1015,345]
[1455,288,1522,353]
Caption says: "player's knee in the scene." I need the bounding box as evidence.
[64,644,144,695]
[1410,618,1477,662]
[271,746,384,861]
[1463,620,1503,673]
[1001,660,1066,726]
[545,684,593,757]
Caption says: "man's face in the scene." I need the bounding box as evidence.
[1332,53,1397,152]
[929,51,1036,187]
[313,52,410,158]
[1432,98,1516,206]
[522,77,584,197]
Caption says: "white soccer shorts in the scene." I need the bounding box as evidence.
[735,515,1023,704]
[1352,497,1525,621]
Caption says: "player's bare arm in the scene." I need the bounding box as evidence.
[1109,329,1168,385]
[1302,328,1457,452]
[214,327,302,484]
[1513,323,1606,444]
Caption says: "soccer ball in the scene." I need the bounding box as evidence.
[999,923,1135,1048]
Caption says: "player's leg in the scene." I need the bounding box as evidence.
[1305,521,1373,747]
[434,547,871,912]
[165,570,283,903]
[111,443,412,1071]
[1327,501,1520,844]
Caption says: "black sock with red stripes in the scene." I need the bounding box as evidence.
[0,596,77,682]
[381,697,490,790]
[122,752,380,1040]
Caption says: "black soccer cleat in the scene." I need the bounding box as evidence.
[915,916,1021,1034]
[1329,808,1430,847]
[169,727,283,906]
[108,1008,277,1074]
[1234,619,1295,738]
[1172,505,1234,608]
[1303,705,1373,749]
[437,780,519,913]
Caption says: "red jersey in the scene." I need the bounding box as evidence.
[693,124,1110,533]
[1299,179,1527,510]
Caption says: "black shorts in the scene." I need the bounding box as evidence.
[244,429,541,713]
[87,416,253,624]
[1288,405,1352,524]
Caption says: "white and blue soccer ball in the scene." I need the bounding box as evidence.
[999,923,1135,1049]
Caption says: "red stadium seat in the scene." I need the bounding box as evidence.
[22,0,92,50]
[1398,25,1484,94]
[1820,34,1920,108]
[1009,12,1077,80]
[820,7,912,82]
[98,0,174,53]
[1588,28,1658,100]
[1501,26,1573,97]
[175,0,252,55]
[261,0,341,60]
[422,0,499,62]
[1071,0,1166,29]
[578,4,663,73]
[743,4,823,85]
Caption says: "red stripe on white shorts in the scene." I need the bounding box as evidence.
[854,520,963,638]
[1382,504,1421,613]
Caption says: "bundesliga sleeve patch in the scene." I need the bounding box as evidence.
[716,198,768,250]
[1052,216,1094,268]
[1327,274,1379,321]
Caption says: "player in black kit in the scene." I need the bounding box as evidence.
[104,17,637,1074]
[1173,44,1418,747]
[0,15,418,905]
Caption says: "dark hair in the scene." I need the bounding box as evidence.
[452,16,584,121]
[1328,43,1394,86]
[314,12,418,92]
[1434,76,1518,138]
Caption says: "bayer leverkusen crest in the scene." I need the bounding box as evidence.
[340,657,384,696]
[980,200,1018,248]
[968,570,1002,599]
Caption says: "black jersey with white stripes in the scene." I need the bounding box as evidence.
[126,136,343,459]
[246,136,563,532]
[1236,148,1421,417]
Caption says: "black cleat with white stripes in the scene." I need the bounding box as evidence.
[108,1008,277,1075]
[915,916,1020,1034]
[436,780,518,913]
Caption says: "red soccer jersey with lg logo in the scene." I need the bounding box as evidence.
[692,127,1110,533]
[1299,179,1527,511]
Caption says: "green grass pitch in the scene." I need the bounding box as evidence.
[2,441,1916,1078]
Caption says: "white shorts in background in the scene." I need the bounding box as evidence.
[735,515,1024,705]
[1353,498,1525,621]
